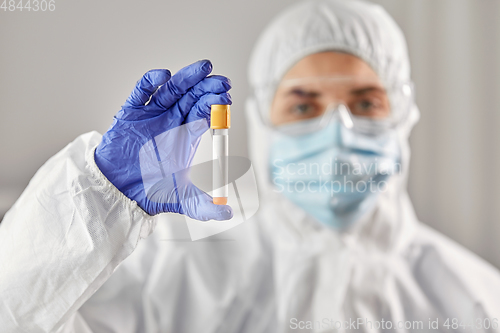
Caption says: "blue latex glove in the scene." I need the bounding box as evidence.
[95,60,233,221]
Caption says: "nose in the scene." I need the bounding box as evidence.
[320,103,354,129]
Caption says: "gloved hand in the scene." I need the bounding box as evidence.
[95,60,233,221]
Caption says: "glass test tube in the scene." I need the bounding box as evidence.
[210,105,231,205]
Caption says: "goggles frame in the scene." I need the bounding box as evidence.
[254,76,414,136]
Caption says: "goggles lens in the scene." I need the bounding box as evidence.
[264,76,413,135]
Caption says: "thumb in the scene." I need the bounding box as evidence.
[197,196,234,221]
[179,185,233,221]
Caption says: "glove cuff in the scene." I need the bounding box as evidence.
[86,143,157,239]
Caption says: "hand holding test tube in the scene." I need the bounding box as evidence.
[211,104,230,205]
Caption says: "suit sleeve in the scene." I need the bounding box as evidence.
[0,131,156,333]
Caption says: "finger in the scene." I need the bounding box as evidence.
[192,75,231,95]
[123,69,171,108]
[176,76,231,114]
[184,92,232,124]
[150,60,213,110]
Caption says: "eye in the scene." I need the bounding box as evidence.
[357,99,379,111]
[349,97,388,118]
[290,103,315,116]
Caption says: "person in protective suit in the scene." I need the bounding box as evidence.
[1,0,500,332]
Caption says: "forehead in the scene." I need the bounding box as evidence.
[282,51,380,81]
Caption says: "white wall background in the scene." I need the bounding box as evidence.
[1,0,499,268]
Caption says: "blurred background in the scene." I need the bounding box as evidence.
[1,0,499,268]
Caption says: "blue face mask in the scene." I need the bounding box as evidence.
[270,119,401,229]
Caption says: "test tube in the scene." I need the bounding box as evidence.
[211,104,231,205]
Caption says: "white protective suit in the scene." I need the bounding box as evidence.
[1,0,500,332]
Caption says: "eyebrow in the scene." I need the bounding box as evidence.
[286,88,321,98]
[350,86,385,95]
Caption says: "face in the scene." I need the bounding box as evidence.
[270,52,390,126]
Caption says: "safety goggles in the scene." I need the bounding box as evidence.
[257,76,414,136]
